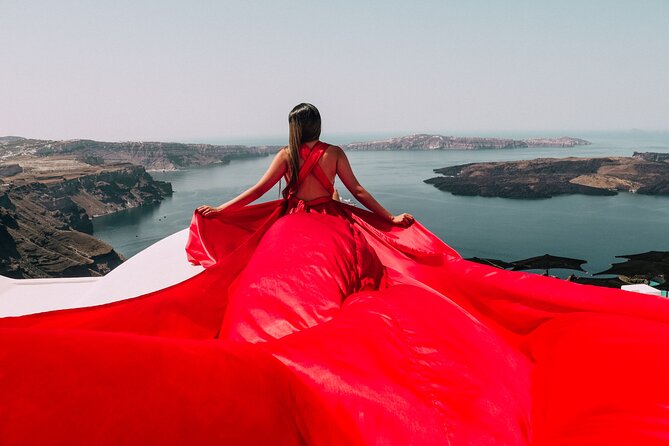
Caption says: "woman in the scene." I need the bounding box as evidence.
[3,105,669,445]
[183,102,437,271]
[195,103,414,226]
[185,103,447,343]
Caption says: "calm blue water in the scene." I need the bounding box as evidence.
[93,131,669,277]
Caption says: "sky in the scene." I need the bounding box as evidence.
[1,0,668,143]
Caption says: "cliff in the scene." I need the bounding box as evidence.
[1,135,590,169]
[0,161,172,278]
[425,153,669,199]
[343,134,590,151]
[634,151,669,163]
[1,137,278,171]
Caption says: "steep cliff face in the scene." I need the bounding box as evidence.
[634,151,669,163]
[0,164,172,278]
[0,191,124,278]
[43,164,173,218]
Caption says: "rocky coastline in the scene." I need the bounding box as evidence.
[1,134,590,171]
[1,137,278,171]
[425,152,669,199]
[0,159,172,278]
[344,134,590,151]
[0,135,279,278]
[0,132,608,278]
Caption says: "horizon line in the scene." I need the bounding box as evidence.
[3,128,669,146]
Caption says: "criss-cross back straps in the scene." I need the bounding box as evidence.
[296,141,335,195]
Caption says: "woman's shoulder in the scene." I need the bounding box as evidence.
[322,142,343,156]
[277,146,290,157]
[275,143,342,158]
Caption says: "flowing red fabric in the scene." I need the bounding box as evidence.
[2,143,669,445]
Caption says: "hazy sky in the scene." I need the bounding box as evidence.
[1,0,667,142]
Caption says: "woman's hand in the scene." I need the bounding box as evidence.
[196,205,222,217]
[194,150,288,217]
[391,213,414,227]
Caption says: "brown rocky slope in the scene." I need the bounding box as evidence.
[0,161,172,278]
[1,137,277,171]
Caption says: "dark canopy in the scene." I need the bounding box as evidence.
[595,259,669,278]
[616,250,669,264]
[511,254,587,273]
[465,257,513,269]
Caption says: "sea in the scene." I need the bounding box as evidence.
[92,130,669,278]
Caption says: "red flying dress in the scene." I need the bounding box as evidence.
[2,141,669,445]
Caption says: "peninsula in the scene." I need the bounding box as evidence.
[0,156,172,278]
[424,152,669,199]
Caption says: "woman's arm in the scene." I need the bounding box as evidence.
[197,149,288,217]
[335,147,414,227]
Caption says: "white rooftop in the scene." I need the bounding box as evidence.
[621,283,663,297]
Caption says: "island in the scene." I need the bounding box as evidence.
[344,134,590,151]
[424,152,669,199]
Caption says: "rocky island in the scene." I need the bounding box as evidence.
[0,156,172,278]
[344,134,590,151]
[425,152,669,199]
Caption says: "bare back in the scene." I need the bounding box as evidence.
[284,144,339,201]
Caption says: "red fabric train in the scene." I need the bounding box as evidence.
[2,142,669,445]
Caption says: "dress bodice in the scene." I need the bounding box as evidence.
[289,141,335,199]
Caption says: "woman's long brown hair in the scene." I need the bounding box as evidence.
[283,103,321,198]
